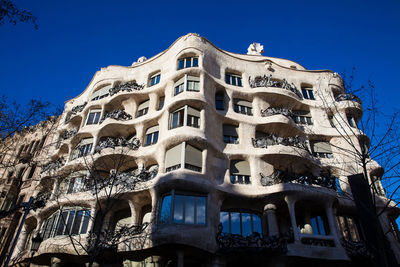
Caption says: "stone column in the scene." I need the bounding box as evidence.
[177,250,184,267]
[128,199,139,226]
[86,204,97,233]
[285,195,300,242]
[325,204,341,246]
[264,204,279,236]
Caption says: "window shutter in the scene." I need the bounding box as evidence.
[293,110,311,116]
[312,142,332,153]
[184,144,202,168]
[187,75,200,82]
[91,85,111,99]
[138,100,150,110]
[79,138,94,146]
[223,125,238,137]
[234,99,252,108]
[187,106,200,117]
[230,160,250,176]
[174,77,185,87]
[146,125,159,134]
[165,143,183,168]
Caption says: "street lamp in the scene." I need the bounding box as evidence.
[30,233,43,253]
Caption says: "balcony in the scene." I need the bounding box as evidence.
[260,170,336,190]
[249,75,303,99]
[335,93,361,104]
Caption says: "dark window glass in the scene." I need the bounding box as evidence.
[173,195,184,223]
[160,195,172,224]
[158,97,165,110]
[193,57,198,67]
[178,60,185,70]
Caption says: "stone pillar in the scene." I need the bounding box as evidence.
[325,205,341,246]
[128,199,139,226]
[285,196,300,242]
[86,204,97,233]
[51,257,63,267]
[210,255,226,267]
[264,204,279,236]
[177,250,184,267]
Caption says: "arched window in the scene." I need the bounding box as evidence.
[91,85,111,101]
[220,211,262,236]
[144,125,159,146]
[177,56,198,70]
[225,73,242,86]
[223,124,239,144]
[311,141,333,158]
[71,138,93,160]
[136,100,150,117]
[233,99,252,116]
[41,207,91,240]
[230,160,251,184]
[215,92,224,110]
[59,171,88,194]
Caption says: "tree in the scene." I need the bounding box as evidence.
[0,96,58,266]
[31,137,157,266]
[316,69,400,267]
[0,0,37,29]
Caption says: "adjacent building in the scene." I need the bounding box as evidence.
[1,33,399,266]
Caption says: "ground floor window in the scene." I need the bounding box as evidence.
[160,191,206,225]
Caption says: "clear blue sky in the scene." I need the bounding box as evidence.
[1,0,399,111]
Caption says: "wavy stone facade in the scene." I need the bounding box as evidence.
[3,33,400,266]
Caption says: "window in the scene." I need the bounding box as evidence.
[174,75,200,96]
[337,216,361,242]
[158,96,165,110]
[301,87,315,100]
[86,109,101,125]
[220,211,262,237]
[225,73,242,86]
[230,160,251,184]
[41,208,91,240]
[292,110,313,125]
[91,85,111,101]
[311,141,333,158]
[149,73,161,86]
[71,138,93,160]
[165,142,202,173]
[169,106,200,129]
[178,57,199,70]
[27,165,36,179]
[335,177,343,196]
[233,99,252,116]
[215,92,224,110]
[160,191,206,225]
[59,172,88,194]
[223,124,239,144]
[347,115,357,128]
[310,215,328,235]
[144,125,159,146]
[136,100,149,117]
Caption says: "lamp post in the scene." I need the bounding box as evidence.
[29,233,43,265]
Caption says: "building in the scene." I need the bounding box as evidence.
[1,33,400,266]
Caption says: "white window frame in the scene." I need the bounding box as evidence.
[225,73,242,86]
[86,109,102,125]
[169,106,200,129]
[177,56,199,70]
[149,73,161,87]
[174,74,200,96]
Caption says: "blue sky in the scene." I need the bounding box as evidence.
[1,0,400,222]
[1,0,399,111]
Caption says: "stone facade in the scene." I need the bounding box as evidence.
[1,33,400,266]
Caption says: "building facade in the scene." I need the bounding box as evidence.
[1,33,400,266]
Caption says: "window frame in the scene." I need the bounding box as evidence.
[220,210,263,237]
[159,190,207,225]
[173,74,200,96]
[233,99,253,116]
[169,106,201,130]
[177,56,199,70]
[149,73,161,87]
[225,73,242,87]
[301,88,315,100]
[86,109,102,125]
[165,142,202,173]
